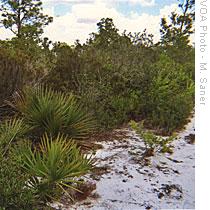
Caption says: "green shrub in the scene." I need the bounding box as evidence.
[45,43,84,93]
[129,120,174,156]
[10,86,96,139]
[0,47,29,105]
[144,54,194,133]
[0,119,36,209]
[0,118,30,152]
[44,19,194,133]
[20,134,94,201]
[106,93,140,126]
[0,150,36,210]
[45,20,158,129]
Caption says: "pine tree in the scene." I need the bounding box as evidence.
[0,0,53,41]
[160,0,195,47]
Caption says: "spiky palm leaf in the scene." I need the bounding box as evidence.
[20,134,94,200]
[0,118,30,153]
[10,86,96,139]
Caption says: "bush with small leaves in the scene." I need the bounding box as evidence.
[0,48,29,106]
[0,149,37,210]
[143,54,194,134]
[129,120,174,156]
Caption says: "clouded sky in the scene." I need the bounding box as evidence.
[0,0,180,44]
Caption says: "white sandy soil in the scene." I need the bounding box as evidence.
[52,117,195,210]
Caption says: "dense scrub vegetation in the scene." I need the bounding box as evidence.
[46,17,194,132]
[0,48,29,105]
[0,0,194,209]
[0,87,95,209]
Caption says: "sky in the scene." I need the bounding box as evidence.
[0,0,181,45]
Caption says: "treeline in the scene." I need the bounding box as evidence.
[46,20,194,133]
[1,16,195,133]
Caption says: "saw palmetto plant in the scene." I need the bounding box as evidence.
[20,134,94,201]
[9,86,96,140]
[0,118,30,153]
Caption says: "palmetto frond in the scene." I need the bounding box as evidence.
[10,86,96,139]
[21,134,94,200]
[0,118,30,152]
